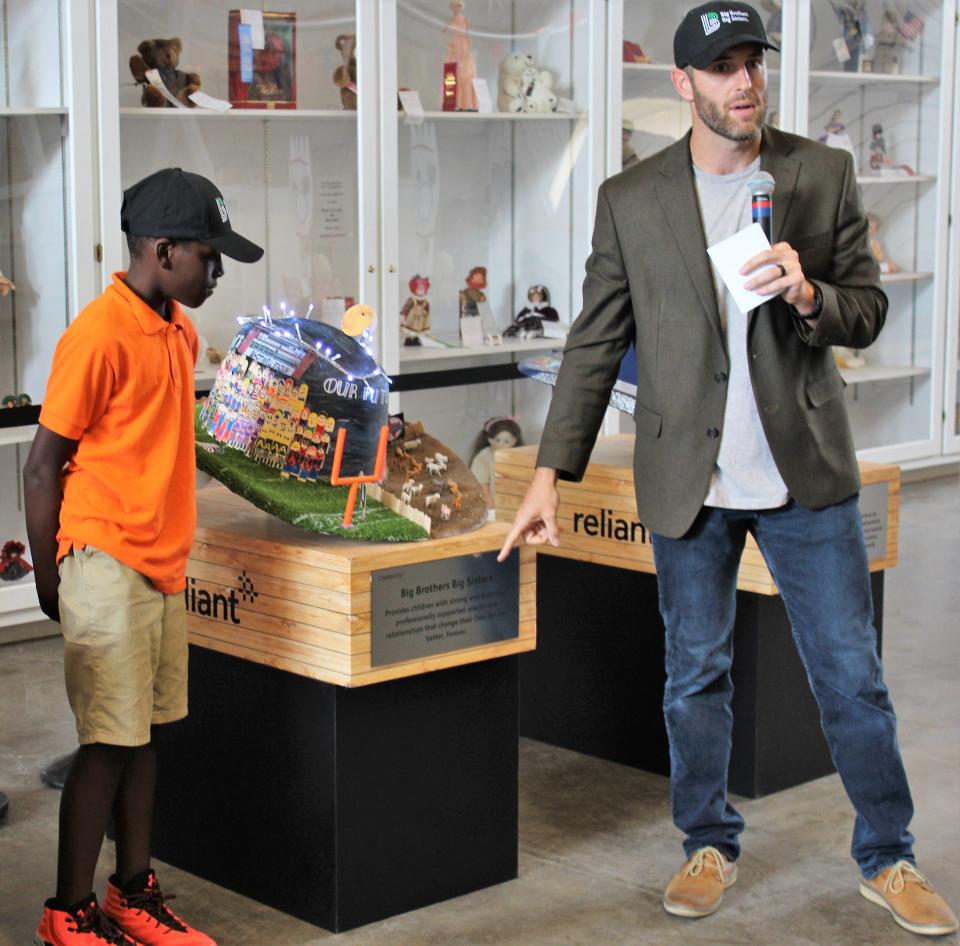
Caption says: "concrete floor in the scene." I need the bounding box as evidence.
[1,477,957,946]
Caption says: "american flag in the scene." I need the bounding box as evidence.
[898,11,926,41]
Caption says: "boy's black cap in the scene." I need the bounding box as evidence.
[674,2,779,70]
[121,168,264,263]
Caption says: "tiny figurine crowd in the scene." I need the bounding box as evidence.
[201,353,338,482]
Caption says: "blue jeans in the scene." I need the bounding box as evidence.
[650,496,915,878]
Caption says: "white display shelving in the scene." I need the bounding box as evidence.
[1,0,95,627]
[608,0,959,467]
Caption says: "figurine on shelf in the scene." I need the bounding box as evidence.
[16,392,32,407]
[503,285,560,340]
[1,396,15,409]
[0,540,33,582]
[442,0,478,112]
[867,213,899,274]
[0,268,14,296]
[400,274,431,345]
[622,40,651,64]
[869,124,889,172]
[459,266,487,319]
[871,11,903,74]
[333,33,357,110]
[470,416,523,505]
[819,110,857,168]
[129,37,200,107]
[830,0,866,72]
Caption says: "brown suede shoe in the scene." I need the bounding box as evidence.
[663,846,737,918]
[860,861,959,937]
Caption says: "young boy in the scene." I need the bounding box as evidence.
[24,168,263,946]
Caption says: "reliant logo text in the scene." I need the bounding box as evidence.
[184,569,258,625]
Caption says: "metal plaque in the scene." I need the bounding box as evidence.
[859,481,889,564]
[371,550,520,667]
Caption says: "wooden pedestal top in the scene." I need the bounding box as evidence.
[494,435,899,596]
[186,486,534,687]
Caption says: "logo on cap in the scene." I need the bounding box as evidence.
[215,196,229,223]
[701,11,721,35]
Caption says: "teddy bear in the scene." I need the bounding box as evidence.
[129,38,200,108]
[333,33,357,110]
[522,66,558,113]
[497,53,534,112]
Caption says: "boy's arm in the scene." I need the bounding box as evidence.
[23,425,79,623]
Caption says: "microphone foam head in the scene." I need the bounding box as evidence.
[747,171,776,196]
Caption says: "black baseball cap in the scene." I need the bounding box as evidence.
[121,168,264,263]
[674,2,779,70]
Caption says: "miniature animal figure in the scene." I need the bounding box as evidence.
[440,504,452,521]
[425,493,442,509]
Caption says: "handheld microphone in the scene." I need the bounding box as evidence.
[747,172,776,243]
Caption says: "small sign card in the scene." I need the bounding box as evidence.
[398,89,425,124]
[472,78,493,113]
[189,91,232,111]
[372,551,520,666]
[240,8,265,49]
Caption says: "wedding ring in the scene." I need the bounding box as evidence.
[776,263,787,278]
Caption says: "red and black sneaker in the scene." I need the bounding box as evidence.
[36,894,141,945]
[103,869,216,946]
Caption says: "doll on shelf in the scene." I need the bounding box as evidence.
[469,416,523,506]
[459,266,487,318]
[867,213,899,274]
[443,0,478,111]
[869,124,889,172]
[503,285,559,339]
[0,540,33,582]
[0,268,14,297]
[832,0,865,72]
[871,11,903,74]
[400,273,431,345]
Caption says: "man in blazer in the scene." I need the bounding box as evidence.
[500,2,956,937]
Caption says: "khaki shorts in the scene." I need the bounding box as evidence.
[59,546,187,746]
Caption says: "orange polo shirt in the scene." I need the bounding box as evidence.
[39,273,199,593]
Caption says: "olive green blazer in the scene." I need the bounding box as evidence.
[536,126,887,538]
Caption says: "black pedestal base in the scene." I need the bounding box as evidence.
[521,556,883,798]
[153,646,519,932]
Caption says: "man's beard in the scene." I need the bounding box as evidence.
[692,84,767,142]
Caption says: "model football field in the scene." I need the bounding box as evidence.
[195,416,428,542]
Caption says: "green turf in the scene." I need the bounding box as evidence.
[195,413,428,542]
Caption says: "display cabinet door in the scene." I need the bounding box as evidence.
[799,0,956,465]
[0,0,96,627]
[98,0,371,385]
[380,0,604,480]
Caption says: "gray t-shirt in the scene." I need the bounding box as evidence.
[694,157,789,510]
